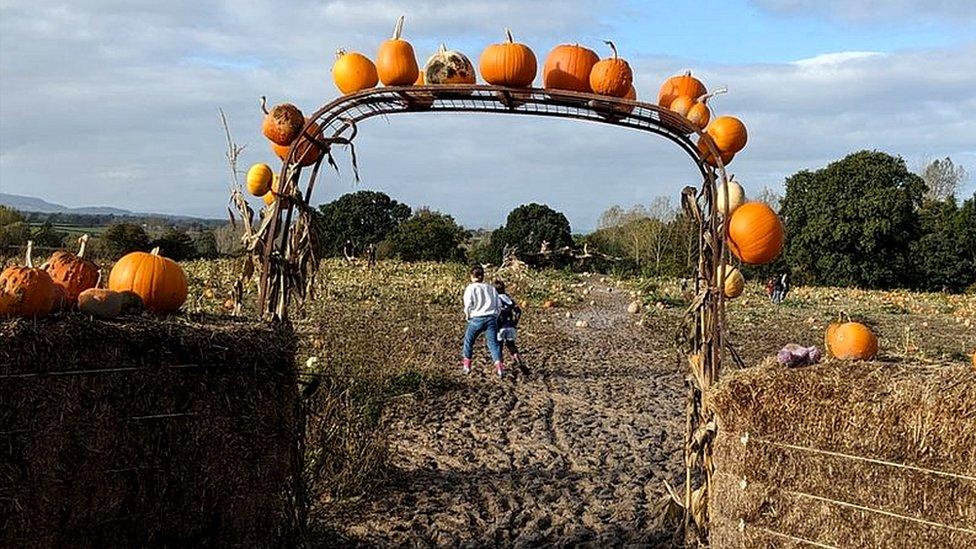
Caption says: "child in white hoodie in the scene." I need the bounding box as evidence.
[461,265,504,377]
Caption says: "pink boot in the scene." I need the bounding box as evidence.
[494,361,505,378]
[462,358,472,375]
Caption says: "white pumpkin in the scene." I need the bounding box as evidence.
[716,264,744,299]
[716,179,746,216]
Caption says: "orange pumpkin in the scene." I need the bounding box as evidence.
[0,241,60,317]
[698,137,735,168]
[658,70,707,109]
[669,88,726,130]
[263,174,281,206]
[414,67,425,85]
[272,120,322,167]
[263,191,276,206]
[706,116,748,154]
[542,44,599,92]
[45,234,100,304]
[613,85,637,114]
[108,247,187,313]
[727,202,784,265]
[376,16,420,86]
[589,41,632,98]
[479,29,537,87]
[425,44,476,84]
[332,49,379,94]
[246,163,273,197]
[262,102,305,146]
[78,288,143,320]
[825,322,878,360]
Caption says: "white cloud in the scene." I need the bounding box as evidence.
[752,0,976,23]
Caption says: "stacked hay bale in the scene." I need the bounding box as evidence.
[0,315,302,547]
[706,361,976,548]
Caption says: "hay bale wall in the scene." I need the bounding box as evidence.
[706,361,976,548]
[0,316,302,548]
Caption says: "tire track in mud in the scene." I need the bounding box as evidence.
[319,276,687,547]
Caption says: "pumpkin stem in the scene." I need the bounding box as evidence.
[260,96,269,115]
[505,28,515,43]
[439,43,447,54]
[698,87,727,104]
[25,240,34,268]
[335,48,347,60]
[603,40,618,59]
[683,69,692,77]
[150,247,161,256]
[392,15,405,40]
[77,234,90,259]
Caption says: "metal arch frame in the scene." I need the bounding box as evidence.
[259,83,731,544]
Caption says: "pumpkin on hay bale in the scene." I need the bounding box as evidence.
[705,361,976,548]
[108,247,188,313]
[0,241,61,318]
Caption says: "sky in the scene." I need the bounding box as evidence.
[0,0,974,231]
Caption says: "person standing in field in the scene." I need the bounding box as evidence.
[494,279,529,377]
[462,265,505,378]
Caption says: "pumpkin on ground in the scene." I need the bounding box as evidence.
[716,178,746,216]
[246,163,273,197]
[425,44,476,85]
[0,241,60,318]
[272,120,322,167]
[705,116,748,154]
[669,88,726,130]
[716,264,745,299]
[727,202,784,265]
[825,322,878,360]
[479,29,537,87]
[262,102,305,146]
[377,16,420,86]
[44,234,100,304]
[658,70,707,109]
[108,247,187,313]
[332,49,379,94]
[78,288,143,320]
[542,44,599,92]
[589,41,632,98]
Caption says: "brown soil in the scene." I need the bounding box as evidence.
[317,276,687,547]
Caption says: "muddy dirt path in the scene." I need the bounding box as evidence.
[324,277,687,547]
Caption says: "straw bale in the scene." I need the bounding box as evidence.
[706,360,976,548]
[0,314,301,548]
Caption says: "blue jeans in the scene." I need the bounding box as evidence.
[463,315,502,363]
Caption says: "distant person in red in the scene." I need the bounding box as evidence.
[765,277,777,300]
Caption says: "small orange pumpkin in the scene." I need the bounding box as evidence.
[45,234,100,304]
[376,16,420,86]
[669,87,726,130]
[108,247,187,313]
[262,102,305,146]
[825,322,878,360]
[479,29,537,87]
[542,44,599,93]
[658,70,707,109]
[698,137,735,168]
[425,44,476,84]
[589,41,632,98]
[78,288,143,320]
[727,202,784,265]
[272,120,322,167]
[332,49,379,94]
[0,241,60,317]
[613,85,637,114]
[414,67,425,85]
[706,116,748,154]
[246,163,273,197]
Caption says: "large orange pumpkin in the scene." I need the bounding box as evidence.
[272,120,322,167]
[332,49,379,94]
[376,16,420,86]
[108,247,187,313]
[542,44,599,92]
[727,202,784,265]
[658,70,707,109]
[825,322,878,360]
[479,29,537,87]
[0,241,60,317]
[262,102,305,146]
[589,41,632,98]
[706,116,748,154]
[246,163,273,196]
[45,234,100,304]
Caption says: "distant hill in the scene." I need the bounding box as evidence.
[0,193,218,222]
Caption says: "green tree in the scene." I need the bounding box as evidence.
[496,203,573,256]
[151,228,197,261]
[389,208,468,262]
[30,221,67,248]
[102,222,151,256]
[910,193,976,292]
[193,230,219,259]
[780,150,926,288]
[0,207,29,252]
[317,191,410,257]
